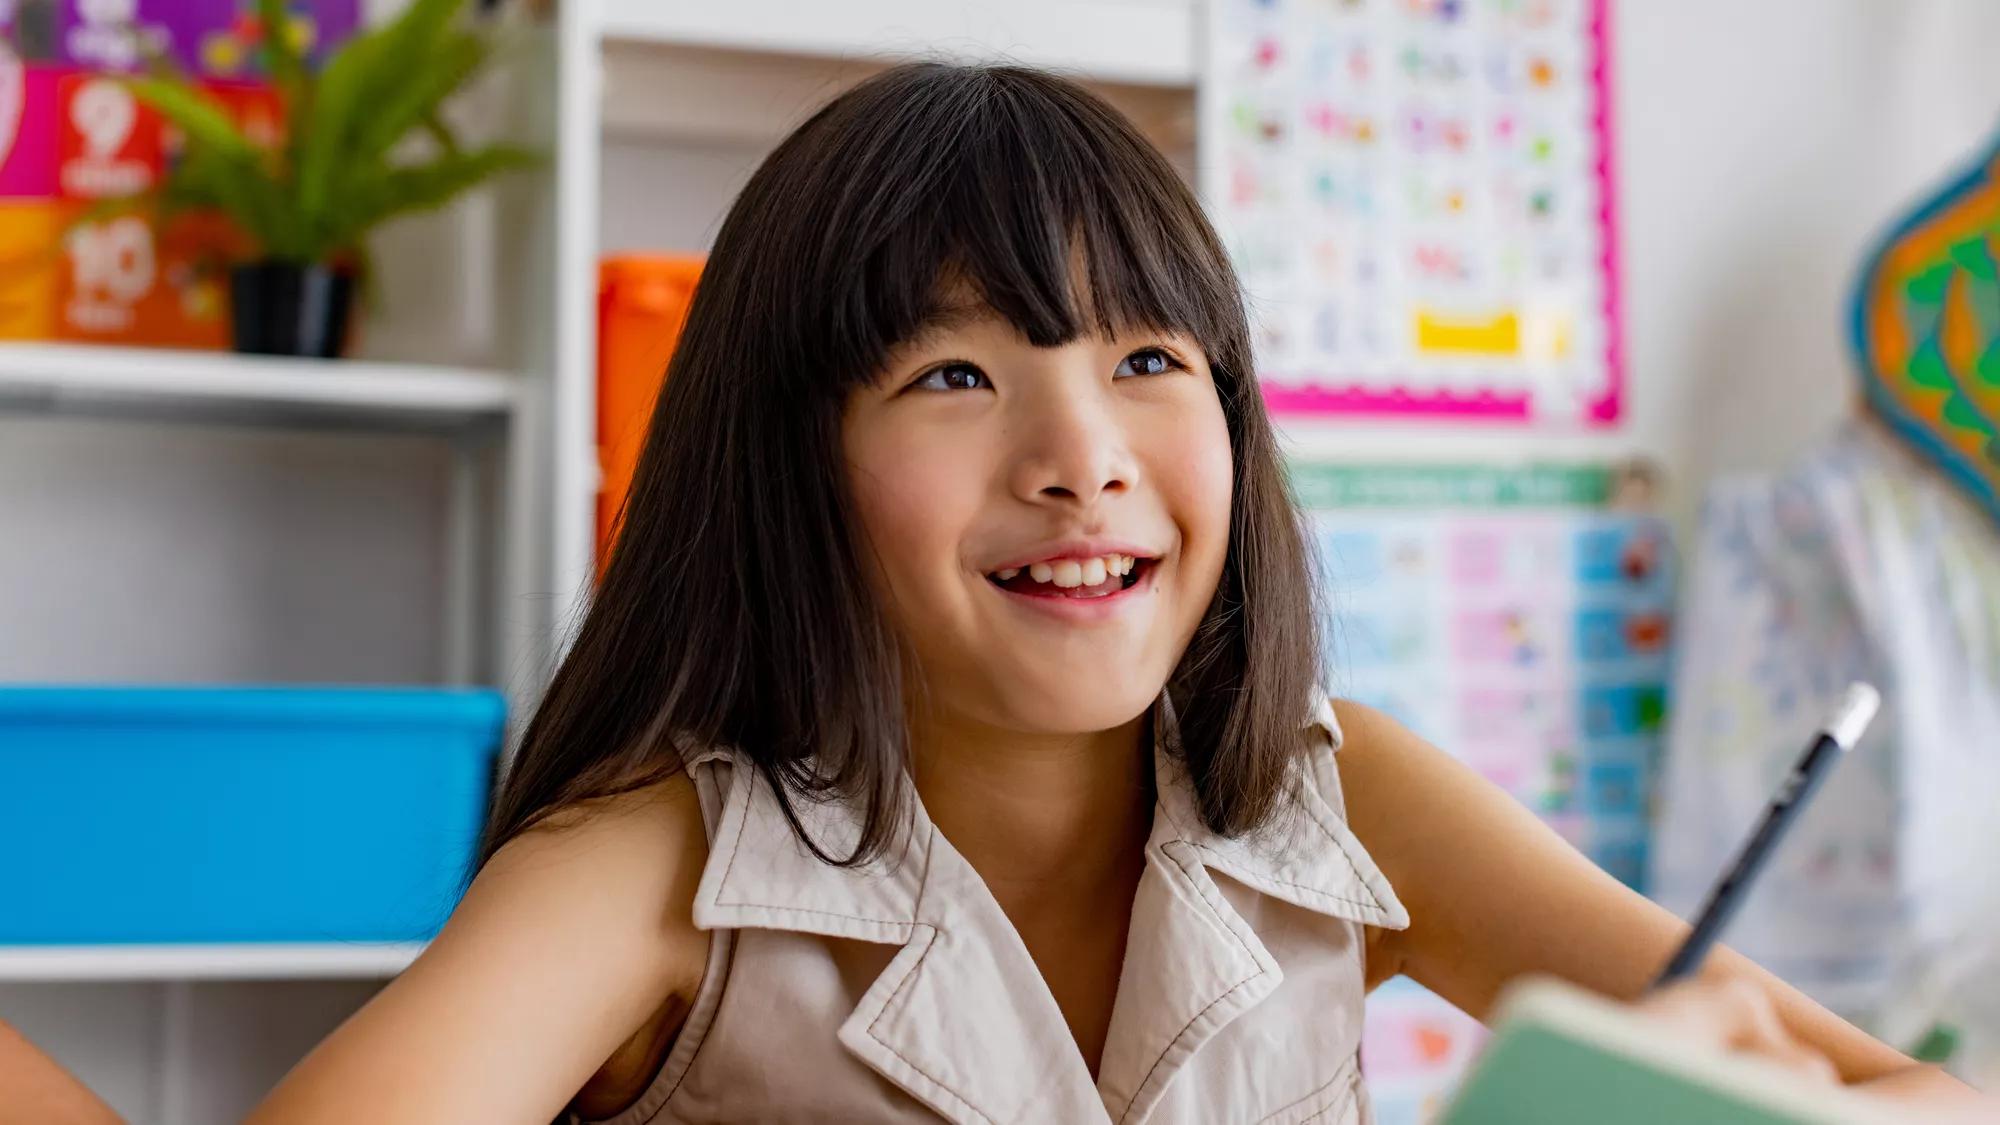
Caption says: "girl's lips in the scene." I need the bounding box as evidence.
[982,539,1160,573]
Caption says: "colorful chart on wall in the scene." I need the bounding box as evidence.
[1204,0,1623,425]
[1299,462,1671,890]
[1306,463,1673,1124]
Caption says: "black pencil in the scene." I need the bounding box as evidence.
[1652,682,1882,988]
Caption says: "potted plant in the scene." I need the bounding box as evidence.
[124,0,535,357]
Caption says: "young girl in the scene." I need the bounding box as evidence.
[250,64,1983,1124]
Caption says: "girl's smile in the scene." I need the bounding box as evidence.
[984,541,1164,620]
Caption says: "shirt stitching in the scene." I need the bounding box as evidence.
[866,926,997,1125]
[1117,841,1266,1124]
[708,764,917,928]
[1252,1053,1362,1124]
[707,902,919,928]
[1193,843,1389,914]
[647,930,734,1115]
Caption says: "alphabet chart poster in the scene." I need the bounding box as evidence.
[1203,0,1622,425]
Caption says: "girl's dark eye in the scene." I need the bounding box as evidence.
[911,363,991,392]
[1115,348,1181,378]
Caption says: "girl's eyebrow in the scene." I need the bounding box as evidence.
[905,299,997,347]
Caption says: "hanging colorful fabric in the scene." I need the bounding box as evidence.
[1851,128,2000,526]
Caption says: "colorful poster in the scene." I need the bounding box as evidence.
[1302,462,1672,1121]
[1361,978,1488,1125]
[1204,0,1623,425]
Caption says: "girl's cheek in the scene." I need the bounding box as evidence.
[846,431,978,601]
[1163,397,1234,539]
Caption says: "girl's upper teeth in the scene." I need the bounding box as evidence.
[1005,554,1139,588]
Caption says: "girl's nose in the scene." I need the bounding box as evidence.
[1007,391,1138,509]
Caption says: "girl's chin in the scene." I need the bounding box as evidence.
[979,679,1165,737]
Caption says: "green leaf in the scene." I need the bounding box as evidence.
[297,0,465,230]
[297,25,388,224]
[331,144,537,247]
[123,78,259,161]
[349,31,488,163]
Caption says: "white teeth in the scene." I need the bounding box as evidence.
[1002,554,1142,589]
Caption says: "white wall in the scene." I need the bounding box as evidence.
[1617,0,2000,516]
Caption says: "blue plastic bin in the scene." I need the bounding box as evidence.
[0,686,506,945]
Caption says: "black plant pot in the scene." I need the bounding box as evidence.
[229,261,356,358]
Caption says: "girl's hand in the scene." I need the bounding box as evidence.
[1627,977,1841,1084]
[1630,979,1994,1123]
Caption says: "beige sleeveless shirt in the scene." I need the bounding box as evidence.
[576,696,1409,1125]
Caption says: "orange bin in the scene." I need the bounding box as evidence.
[597,254,703,575]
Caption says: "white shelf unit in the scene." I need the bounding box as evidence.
[0,336,535,1119]
[0,225,545,1125]
[0,343,516,429]
[0,944,423,983]
[0,338,540,687]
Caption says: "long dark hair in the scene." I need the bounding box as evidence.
[482,62,1319,867]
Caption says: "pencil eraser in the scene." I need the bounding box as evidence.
[1828,683,1881,750]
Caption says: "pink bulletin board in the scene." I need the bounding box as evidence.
[1203,0,1624,427]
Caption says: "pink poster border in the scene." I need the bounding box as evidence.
[1261,0,1625,428]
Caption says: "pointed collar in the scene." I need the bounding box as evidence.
[687,746,927,943]
[1149,692,1410,931]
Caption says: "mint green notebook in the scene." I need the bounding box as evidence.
[1438,979,1889,1125]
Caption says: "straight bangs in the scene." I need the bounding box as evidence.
[743,64,1253,404]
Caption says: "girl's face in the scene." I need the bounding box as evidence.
[843,301,1233,737]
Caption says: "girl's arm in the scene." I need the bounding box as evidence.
[1334,701,1985,1111]
[248,773,712,1125]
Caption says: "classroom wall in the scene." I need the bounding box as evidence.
[1619,0,2000,513]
